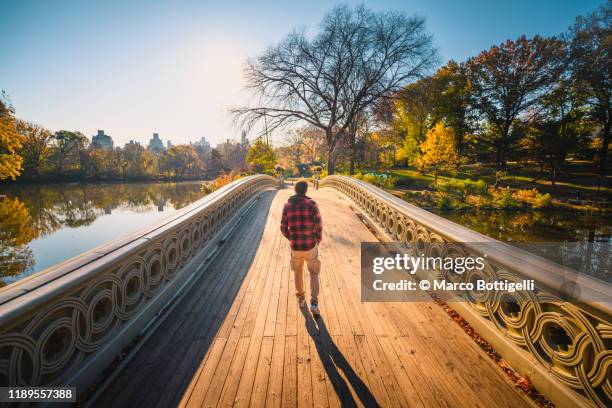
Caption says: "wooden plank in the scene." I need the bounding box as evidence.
[249,336,275,406]
[182,195,281,407]
[94,187,534,408]
[296,313,313,408]
[321,249,390,406]
[319,190,521,408]
[99,192,273,408]
[232,222,283,407]
[205,203,284,407]
[282,335,298,408]
[308,327,329,408]
[266,264,290,408]
[183,337,227,408]
[215,336,251,407]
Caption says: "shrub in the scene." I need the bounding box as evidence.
[394,176,414,187]
[474,194,493,209]
[360,172,398,189]
[495,170,508,187]
[436,193,454,210]
[354,172,364,180]
[533,192,552,209]
[512,188,539,203]
[382,176,397,189]
[402,191,418,200]
[363,173,378,185]
[209,171,241,191]
[200,183,214,195]
[469,179,488,195]
[496,188,517,209]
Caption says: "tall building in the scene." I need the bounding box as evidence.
[166,140,173,149]
[194,136,211,150]
[241,130,249,145]
[124,140,142,149]
[147,133,165,153]
[91,130,114,150]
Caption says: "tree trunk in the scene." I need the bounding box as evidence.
[550,163,556,190]
[325,129,336,175]
[494,136,502,170]
[349,130,356,175]
[598,122,610,177]
[327,148,336,175]
[497,125,510,170]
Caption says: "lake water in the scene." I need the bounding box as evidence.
[433,209,611,282]
[0,182,610,287]
[433,209,611,243]
[0,181,208,287]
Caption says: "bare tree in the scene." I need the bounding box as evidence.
[284,126,326,164]
[233,5,437,174]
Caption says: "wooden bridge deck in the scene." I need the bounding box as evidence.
[95,187,532,408]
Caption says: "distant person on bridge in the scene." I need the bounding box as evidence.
[280,179,323,317]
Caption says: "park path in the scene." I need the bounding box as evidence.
[95,187,532,408]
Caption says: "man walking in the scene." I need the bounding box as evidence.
[280,179,323,316]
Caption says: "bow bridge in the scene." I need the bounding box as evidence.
[0,175,610,407]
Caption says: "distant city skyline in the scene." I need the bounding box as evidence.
[91,130,217,150]
[0,0,603,147]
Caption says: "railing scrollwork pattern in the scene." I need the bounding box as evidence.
[322,175,611,407]
[0,175,278,392]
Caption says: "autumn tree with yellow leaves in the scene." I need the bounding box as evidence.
[0,93,25,180]
[418,123,459,184]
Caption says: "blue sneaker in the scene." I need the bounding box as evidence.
[310,303,320,317]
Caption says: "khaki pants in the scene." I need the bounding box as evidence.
[290,245,321,304]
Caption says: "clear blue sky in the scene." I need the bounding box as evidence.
[0,0,603,147]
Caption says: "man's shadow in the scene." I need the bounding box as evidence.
[300,308,380,407]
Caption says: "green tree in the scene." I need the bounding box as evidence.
[205,148,225,177]
[246,139,276,174]
[123,142,157,178]
[468,35,566,169]
[522,79,591,188]
[49,130,88,173]
[159,145,201,178]
[431,61,475,154]
[17,120,52,177]
[419,123,459,184]
[111,147,130,179]
[0,94,25,180]
[388,78,437,166]
[568,3,611,178]
[80,148,110,178]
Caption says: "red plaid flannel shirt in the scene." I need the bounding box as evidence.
[280,195,323,250]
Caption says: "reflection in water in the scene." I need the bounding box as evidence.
[1,183,610,287]
[433,209,611,243]
[433,209,611,282]
[0,182,207,287]
[0,197,36,283]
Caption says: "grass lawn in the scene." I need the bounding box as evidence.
[358,161,611,212]
[386,161,610,198]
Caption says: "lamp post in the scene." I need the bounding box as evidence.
[275,164,284,188]
[312,165,322,190]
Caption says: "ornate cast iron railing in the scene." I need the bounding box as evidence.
[0,175,277,394]
[322,175,611,408]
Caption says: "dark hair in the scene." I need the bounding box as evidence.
[295,180,308,196]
